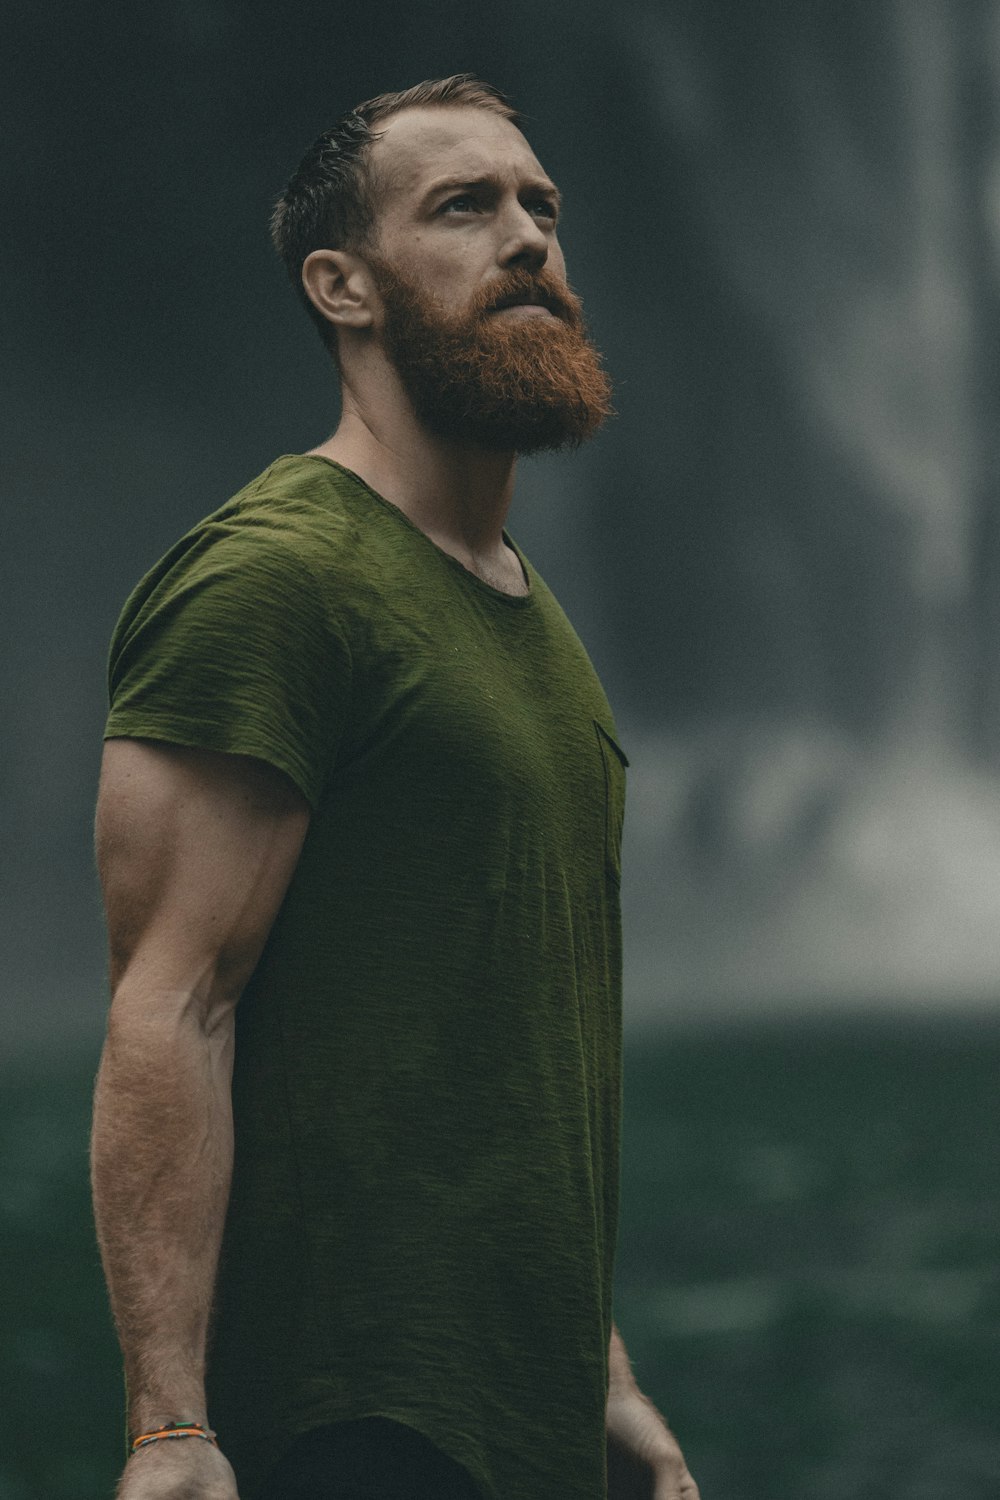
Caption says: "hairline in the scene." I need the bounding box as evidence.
[350,100,531,251]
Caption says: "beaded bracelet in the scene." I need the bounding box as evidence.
[130,1421,219,1455]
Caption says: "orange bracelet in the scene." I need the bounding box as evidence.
[130,1422,219,1455]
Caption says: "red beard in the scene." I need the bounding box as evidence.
[367,259,614,454]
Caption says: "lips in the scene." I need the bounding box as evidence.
[492,304,557,321]
[490,291,560,317]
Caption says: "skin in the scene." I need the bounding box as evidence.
[90,103,700,1500]
[91,741,310,1498]
[606,1332,702,1499]
[301,104,569,595]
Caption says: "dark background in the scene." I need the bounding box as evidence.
[3,2,1000,1495]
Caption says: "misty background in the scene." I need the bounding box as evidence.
[3,3,1000,1497]
[7,0,1000,1053]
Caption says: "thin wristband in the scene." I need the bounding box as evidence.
[130,1422,219,1455]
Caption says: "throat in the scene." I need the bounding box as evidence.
[462,542,530,596]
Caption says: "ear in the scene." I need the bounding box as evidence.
[301,249,376,333]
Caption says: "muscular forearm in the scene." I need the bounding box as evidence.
[90,990,235,1435]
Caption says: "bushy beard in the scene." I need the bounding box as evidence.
[367,257,614,454]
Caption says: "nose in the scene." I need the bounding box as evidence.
[498,202,549,272]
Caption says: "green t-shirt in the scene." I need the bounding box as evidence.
[104,454,628,1500]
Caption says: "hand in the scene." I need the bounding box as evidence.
[606,1385,700,1500]
[115,1437,240,1499]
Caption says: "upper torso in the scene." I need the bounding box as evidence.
[105,454,628,1500]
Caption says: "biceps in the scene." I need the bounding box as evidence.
[96,738,311,1003]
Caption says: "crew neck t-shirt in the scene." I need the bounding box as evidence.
[104,454,628,1500]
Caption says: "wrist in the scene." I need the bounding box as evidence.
[126,1378,209,1440]
[128,1411,211,1450]
[130,1420,218,1457]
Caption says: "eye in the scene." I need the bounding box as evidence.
[527,197,558,223]
[440,194,480,214]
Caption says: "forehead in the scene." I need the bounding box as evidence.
[369,106,554,209]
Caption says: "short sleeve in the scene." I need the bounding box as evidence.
[105,527,352,810]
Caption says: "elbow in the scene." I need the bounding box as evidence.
[105,960,242,1044]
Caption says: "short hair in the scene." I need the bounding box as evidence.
[271,74,521,358]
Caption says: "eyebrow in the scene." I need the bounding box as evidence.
[418,173,563,214]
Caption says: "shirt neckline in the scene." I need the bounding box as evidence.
[286,453,536,609]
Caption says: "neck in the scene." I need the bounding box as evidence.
[308,372,518,564]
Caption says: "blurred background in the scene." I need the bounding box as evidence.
[3,0,1000,1495]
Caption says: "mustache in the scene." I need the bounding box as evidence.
[472,268,584,327]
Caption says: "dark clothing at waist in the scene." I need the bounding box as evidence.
[257,1417,483,1500]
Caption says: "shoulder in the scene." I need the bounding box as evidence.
[193,454,359,576]
[114,457,365,631]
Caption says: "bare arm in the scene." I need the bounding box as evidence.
[609,1322,639,1393]
[606,1323,700,1499]
[90,738,310,1496]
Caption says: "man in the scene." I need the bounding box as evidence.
[90,74,700,1500]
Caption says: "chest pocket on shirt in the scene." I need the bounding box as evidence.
[594,720,629,886]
